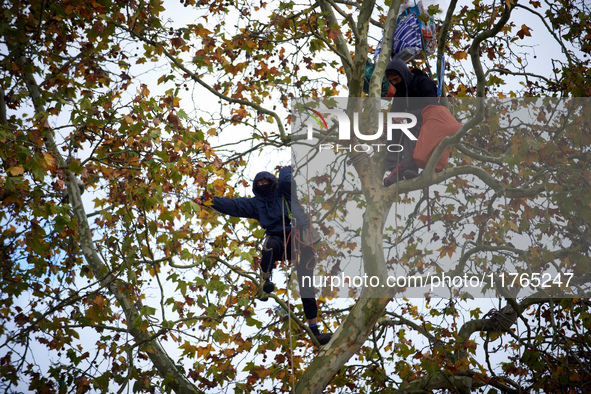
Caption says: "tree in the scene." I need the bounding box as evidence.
[1,0,590,393]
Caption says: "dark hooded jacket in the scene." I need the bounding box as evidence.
[385,58,438,121]
[209,166,309,236]
[384,58,438,171]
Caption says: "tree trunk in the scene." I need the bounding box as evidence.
[296,184,392,393]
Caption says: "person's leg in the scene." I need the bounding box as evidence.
[400,123,422,179]
[386,128,403,171]
[384,128,406,186]
[296,246,318,320]
[297,243,331,345]
[260,236,284,294]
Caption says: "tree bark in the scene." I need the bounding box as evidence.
[296,161,392,393]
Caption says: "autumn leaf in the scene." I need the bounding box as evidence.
[211,178,226,193]
[212,156,223,169]
[94,295,106,308]
[437,244,456,258]
[326,28,340,42]
[171,37,185,48]
[193,26,213,38]
[197,344,213,358]
[7,165,24,176]
[509,220,519,232]
[167,112,182,129]
[180,341,197,355]
[524,149,538,165]
[452,51,468,60]
[517,24,532,39]
[43,152,56,168]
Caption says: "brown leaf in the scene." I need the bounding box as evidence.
[94,295,106,308]
[171,37,185,48]
[167,112,182,129]
[212,156,223,169]
[453,51,468,60]
[524,150,537,165]
[327,28,339,42]
[517,24,532,39]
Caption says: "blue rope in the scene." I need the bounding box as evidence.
[437,53,446,97]
[419,28,433,79]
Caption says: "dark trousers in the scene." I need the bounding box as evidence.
[260,232,318,320]
[386,123,421,172]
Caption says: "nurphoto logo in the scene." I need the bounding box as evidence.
[303,107,418,153]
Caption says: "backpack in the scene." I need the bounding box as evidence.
[413,105,462,171]
[363,60,396,97]
[392,13,423,61]
[391,1,437,61]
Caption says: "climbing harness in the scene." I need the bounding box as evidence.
[281,195,317,270]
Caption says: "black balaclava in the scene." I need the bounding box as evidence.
[385,58,413,96]
[252,171,277,199]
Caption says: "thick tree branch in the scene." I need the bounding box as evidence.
[296,194,393,393]
[438,0,458,57]
[0,87,7,126]
[19,57,200,394]
[317,0,355,83]
[323,0,358,38]
[388,163,546,203]
[470,2,514,98]
[369,0,403,97]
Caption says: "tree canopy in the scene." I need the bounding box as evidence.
[1,0,590,393]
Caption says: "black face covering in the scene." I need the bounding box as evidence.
[257,182,275,196]
[252,171,278,199]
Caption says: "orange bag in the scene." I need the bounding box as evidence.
[413,105,462,171]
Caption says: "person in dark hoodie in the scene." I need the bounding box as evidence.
[196,166,331,345]
[383,58,438,186]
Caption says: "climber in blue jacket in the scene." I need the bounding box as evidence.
[197,166,331,345]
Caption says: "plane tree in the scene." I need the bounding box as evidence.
[1,0,590,393]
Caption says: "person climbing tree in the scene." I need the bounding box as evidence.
[383,58,438,186]
[195,166,332,345]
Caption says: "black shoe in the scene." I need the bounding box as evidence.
[310,326,332,345]
[314,332,332,345]
[383,164,405,187]
[263,279,275,294]
[403,169,419,180]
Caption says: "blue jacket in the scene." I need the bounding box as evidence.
[210,166,310,236]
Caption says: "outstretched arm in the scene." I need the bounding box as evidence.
[197,195,259,220]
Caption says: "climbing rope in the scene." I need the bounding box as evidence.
[281,199,296,394]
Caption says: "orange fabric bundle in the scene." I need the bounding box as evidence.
[413,105,462,171]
